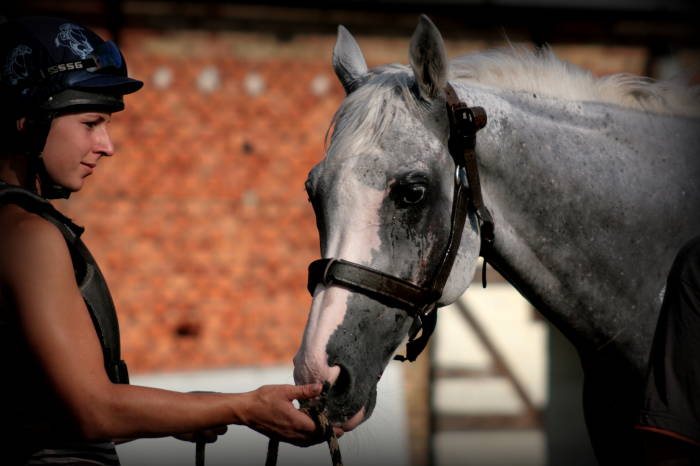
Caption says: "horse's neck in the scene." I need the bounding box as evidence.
[467,85,700,372]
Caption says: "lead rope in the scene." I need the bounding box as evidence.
[266,382,342,466]
[195,441,205,466]
[195,384,342,466]
[195,412,341,466]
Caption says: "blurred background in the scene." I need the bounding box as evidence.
[2,1,698,465]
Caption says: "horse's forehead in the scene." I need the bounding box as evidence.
[378,112,444,151]
[314,149,391,193]
[326,111,444,170]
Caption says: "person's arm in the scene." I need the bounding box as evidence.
[0,212,325,446]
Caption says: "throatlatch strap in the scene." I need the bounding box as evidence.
[393,307,438,362]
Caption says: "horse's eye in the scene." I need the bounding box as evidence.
[397,184,427,205]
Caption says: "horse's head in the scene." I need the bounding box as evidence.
[293,16,483,431]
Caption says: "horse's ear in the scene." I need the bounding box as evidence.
[409,15,448,99]
[333,25,368,94]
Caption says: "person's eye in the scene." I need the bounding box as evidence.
[83,121,98,128]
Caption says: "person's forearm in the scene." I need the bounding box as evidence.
[75,383,249,441]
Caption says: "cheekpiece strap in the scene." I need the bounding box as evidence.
[444,83,495,252]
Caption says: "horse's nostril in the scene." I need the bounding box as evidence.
[330,365,351,398]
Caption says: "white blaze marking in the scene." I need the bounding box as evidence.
[293,179,385,386]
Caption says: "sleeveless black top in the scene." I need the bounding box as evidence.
[0,183,128,464]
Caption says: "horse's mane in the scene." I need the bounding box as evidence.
[328,47,699,152]
[451,46,700,118]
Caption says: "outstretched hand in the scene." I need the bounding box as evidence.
[240,384,342,447]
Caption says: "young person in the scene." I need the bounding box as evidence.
[0,16,334,465]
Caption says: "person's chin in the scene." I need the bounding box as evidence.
[59,181,82,193]
[72,175,88,189]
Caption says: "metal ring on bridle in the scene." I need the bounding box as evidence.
[320,258,337,289]
[456,166,468,187]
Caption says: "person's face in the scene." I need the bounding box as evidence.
[40,111,114,192]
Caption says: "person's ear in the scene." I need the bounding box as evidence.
[16,117,27,132]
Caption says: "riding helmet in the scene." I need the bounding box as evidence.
[0,16,143,198]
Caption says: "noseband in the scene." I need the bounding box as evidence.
[307,83,494,362]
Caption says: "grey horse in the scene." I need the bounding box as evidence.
[293,15,700,465]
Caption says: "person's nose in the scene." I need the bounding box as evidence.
[96,126,114,157]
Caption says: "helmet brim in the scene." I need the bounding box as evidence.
[42,89,127,113]
[68,71,144,95]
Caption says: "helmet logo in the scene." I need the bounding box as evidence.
[2,44,32,85]
[54,23,94,60]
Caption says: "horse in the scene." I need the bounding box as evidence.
[292,15,700,465]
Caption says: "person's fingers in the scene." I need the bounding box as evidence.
[287,383,323,401]
[175,425,228,444]
[332,427,344,438]
[212,425,228,435]
[287,406,318,432]
[198,427,227,443]
[198,433,216,443]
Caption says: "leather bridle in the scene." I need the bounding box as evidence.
[307,83,494,362]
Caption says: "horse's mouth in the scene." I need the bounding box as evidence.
[337,407,366,431]
[326,383,376,432]
[300,379,372,432]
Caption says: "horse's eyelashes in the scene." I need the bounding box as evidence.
[398,172,429,185]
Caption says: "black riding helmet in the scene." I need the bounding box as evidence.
[0,16,143,198]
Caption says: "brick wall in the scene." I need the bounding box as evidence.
[55,27,662,374]
[57,29,346,373]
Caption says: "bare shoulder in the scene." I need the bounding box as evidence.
[0,203,65,249]
[0,204,70,284]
